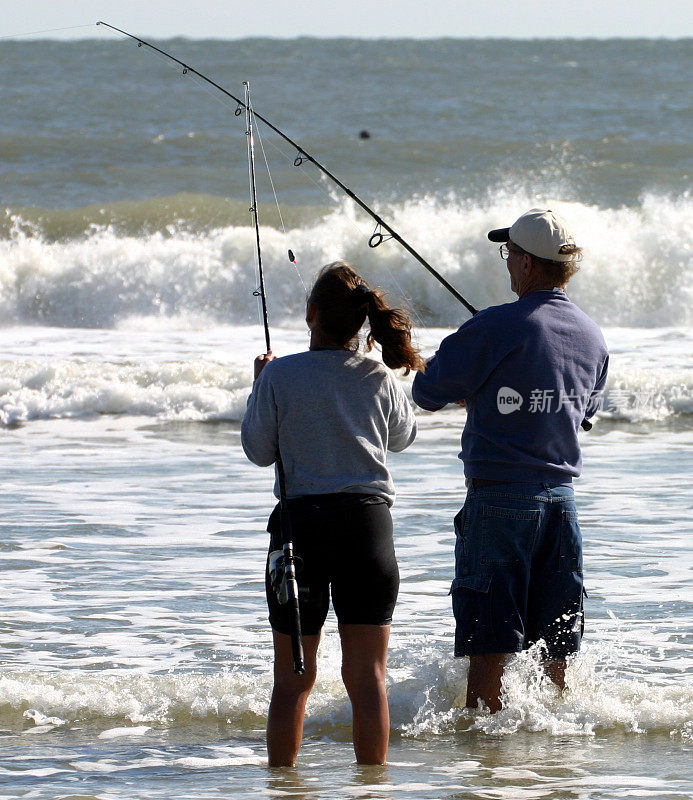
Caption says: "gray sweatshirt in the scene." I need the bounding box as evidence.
[241,349,416,505]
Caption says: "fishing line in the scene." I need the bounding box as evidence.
[183,61,430,325]
[244,120,426,329]
[252,105,307,293]
[0,24,94,40]
[246,98,266,333]
[252,127,427,328]
[95,21,478,316]
[244,82,271,352]
[122,34,379,306]
[235,84,415,329]
[233,115,418,319]
[244,80,306,677]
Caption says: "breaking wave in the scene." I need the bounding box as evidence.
[1,640,690,740]
[1,191,691,329]
[0,350,691,427]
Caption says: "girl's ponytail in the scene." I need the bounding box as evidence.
[309,261,425,375]
[365,290,426,375]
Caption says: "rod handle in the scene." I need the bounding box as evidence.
[288,592,305,675]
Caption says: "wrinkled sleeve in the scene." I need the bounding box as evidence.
[387,378,417,453]
[241,368,279,467]
[412,316,492,411]
[585,354,609,419]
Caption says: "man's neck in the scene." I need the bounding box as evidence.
[517,282,564,299]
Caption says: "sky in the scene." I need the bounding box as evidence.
[2,0,692,39]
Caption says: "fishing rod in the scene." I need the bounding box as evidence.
[95,20,478,316]
[245,83,271,354]
[245,82,305,677]
[96,23,592,432]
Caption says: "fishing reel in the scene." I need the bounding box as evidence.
[268,549,307,605]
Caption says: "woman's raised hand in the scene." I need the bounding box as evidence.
[253,351,276,379]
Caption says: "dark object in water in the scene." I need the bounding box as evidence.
[359,130,371,139]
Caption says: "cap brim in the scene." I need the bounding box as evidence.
[487,227,510,243]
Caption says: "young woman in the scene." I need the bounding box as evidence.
[241,261,424,767]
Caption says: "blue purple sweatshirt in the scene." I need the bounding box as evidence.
[412,290,609,483]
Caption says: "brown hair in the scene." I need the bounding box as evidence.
[308,261,425,375]
[511,242,583,286]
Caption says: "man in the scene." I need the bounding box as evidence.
[412,208,608,712]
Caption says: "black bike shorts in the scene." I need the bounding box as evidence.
[265,493,399,636]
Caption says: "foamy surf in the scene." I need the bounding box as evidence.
[1,329,691,426]
[0,357,251,426]
[2,35,690,800]
[2,639,690,740]
[2,191,692,329]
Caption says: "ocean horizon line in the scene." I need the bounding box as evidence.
[3,31,692,43]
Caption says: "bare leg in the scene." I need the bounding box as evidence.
[466,653,508,713]
[543,658,566,690]
[266,630,321,768]
[339,624,391,765]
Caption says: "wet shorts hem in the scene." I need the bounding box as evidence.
[453,643,524,658]
[453,640,580,659]
[269,614,393,636]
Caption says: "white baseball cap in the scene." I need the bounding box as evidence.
[488,208,576,262]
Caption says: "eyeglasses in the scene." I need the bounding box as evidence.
[499,244,522,261]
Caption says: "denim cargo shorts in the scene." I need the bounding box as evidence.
[450,482,585,660]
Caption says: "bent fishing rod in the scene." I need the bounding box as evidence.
[96,20,478,316]
[245,82,305,676]
[96,23,592,432]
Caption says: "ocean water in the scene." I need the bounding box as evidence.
[1,34,692,799]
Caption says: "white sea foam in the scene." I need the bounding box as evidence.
[175,750,265,768]
[0,670,270,727]
[0,356,689,426]
[1,325,691,427]
[1,192,691,330]
[22,709,67,728]
[1,636,690,739]
[98,725,151,739]
[0,357,251,426]
[1,38,689,800]
[0,766,67,777]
